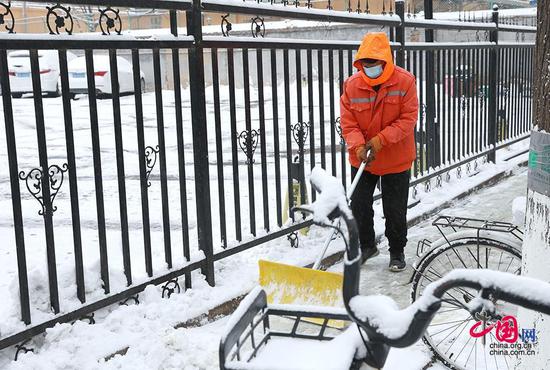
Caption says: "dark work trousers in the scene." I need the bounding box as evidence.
[350,166,410,255]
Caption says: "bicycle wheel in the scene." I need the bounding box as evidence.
[411,236,522,370]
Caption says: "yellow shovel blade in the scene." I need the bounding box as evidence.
[259,260,345,328]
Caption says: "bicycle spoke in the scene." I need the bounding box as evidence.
[442,319,473,356]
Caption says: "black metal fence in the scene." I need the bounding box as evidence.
[0,0,536,352]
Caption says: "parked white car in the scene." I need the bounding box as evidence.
[8,50,76,98]
[68,55,145,97]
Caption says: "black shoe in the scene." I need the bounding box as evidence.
[388,253,406,272]
[360,247,379,264]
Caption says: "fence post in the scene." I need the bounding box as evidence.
[395,0,405,68]
[487,5,499,163]
[187,0,215,286]
[424,0,440,168]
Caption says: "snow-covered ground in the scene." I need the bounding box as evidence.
[0,159,528,369]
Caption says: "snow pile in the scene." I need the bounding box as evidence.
[512,196,527,226]
[301,166,351,225]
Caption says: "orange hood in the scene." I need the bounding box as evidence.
[353,32,395,86]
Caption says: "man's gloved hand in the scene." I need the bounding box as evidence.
[355,144,369,163]
[356,136,383,166]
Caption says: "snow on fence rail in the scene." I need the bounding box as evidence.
[0,0,536,355]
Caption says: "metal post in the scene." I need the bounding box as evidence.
[186,0,215,286]
[487,5,499,163]
[395,0,405,68]
[423,0,440,168]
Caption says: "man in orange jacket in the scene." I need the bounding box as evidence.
[340,32,418,272]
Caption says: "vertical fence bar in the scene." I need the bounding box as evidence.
[256,48,269,232]
[242,48,256,236]
[475,48,480,153]
[59,49,85,302]
[460,49,465,158]
[0,49,31,324]
[296,49,306,205]
[170,12,191,288]
[109,49,132,285]
[307,49,315,202]
[435,49,441,166]
[211,48,227,249]
[270,49,282,227]
[465,47,471,156]
[487,5,499,163]
[85,49,109,293]
[446,48,452,161]
[423,0,438,168]
[318,49,326,169]
[441,49,447,165]
[30,49,59,313]
[484,47,489,149]
[338,49,346,187]
[451,50,460,161]
[132,49,153,278]
[513,47,520,138]
[418,50,425,173]
[187,0,215,285]
[283,49,294,221]
[228,48,242,241]
[152,48,173,269]
[395,0,405,68]
[328,50,336,176]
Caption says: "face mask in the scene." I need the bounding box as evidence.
[364,64,383,79]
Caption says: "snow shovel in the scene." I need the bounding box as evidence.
[259,160,368,326]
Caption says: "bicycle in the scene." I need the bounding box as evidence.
[410,216,524,370]
[219,168,550,370]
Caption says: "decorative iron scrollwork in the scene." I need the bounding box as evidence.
[0,2,15,33]
[436,174,443,188]
[238,129,260,165]
[445,171,451,182]
[412,185,418,199]
[99,7,122,35]
[291,121,311,155]
[145,145,160,187]
[335,117,345,145]
[251,16,265,38]
[221,14,232,37]
[162,278,181,298]
[466,162,472,175]
[424,179,432,192]
[456,165,462,179]
[46,3,73,35]
[287,231,299,248]
[14,339,34,361]
[474,159,479,172]
[19,164,68,216]
[119,294,139,306]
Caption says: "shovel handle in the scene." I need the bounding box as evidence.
[347,160,367,199]
[312,162,366,270]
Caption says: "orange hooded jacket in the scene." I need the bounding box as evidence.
[340,33,419,175]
